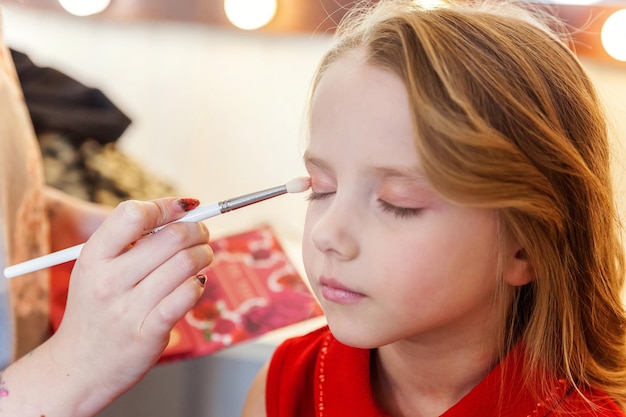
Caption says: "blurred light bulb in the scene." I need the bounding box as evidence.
[420,0,445,8]
[549,0,600,4]
[224,0,277,30]
[601,9,626,62]
[58,0,111,16]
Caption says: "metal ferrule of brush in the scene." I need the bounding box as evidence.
[218,185,288,213]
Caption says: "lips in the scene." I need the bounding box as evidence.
[319,276,365,304]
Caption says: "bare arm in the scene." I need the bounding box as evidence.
[241,362,269,417]
[0,340,112,416]
[44,186,112,253]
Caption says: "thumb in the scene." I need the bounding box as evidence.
[85,197,200,260]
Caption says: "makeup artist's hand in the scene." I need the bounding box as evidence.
[44,186,113,252]
[47,197,212,415]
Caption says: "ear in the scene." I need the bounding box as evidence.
[504,247,534,287]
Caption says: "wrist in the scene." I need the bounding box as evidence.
[0,336,113,417]
[46,330,118,417]
[0,342,83,416]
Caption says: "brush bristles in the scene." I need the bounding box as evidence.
[285,176,311,193]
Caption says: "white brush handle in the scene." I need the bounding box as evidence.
[4,244,85,279]
[147,204,221,234]
[3,205,223,279]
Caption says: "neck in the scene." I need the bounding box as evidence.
[371,337,501,417]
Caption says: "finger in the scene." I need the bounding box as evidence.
[85,198,199,261]
[131,242,213,310]
[116,221,211,288]
[141,274,208,340]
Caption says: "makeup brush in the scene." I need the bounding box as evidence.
[4,177,311,279]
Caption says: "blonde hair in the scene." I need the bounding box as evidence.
[310,0,626,411]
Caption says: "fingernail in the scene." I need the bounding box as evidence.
[177,198,200,212]
[195,274,207,287]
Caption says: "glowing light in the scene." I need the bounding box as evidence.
[224,0,277,30]
[58,0,111,16]
[419,0,445,8]
[548,0,600,4]
[601,9,626,62]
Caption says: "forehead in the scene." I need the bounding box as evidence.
[308,51,419,169]
[312,50,406,113]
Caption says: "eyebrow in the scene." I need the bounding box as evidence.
[303,152,330,172]
[303,151,427,182]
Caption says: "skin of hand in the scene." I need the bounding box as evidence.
[0,197,213,417]
[44,186,113,253]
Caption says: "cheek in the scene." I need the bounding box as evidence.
[301,208,318,274]
[378,217,499,293]
[376,236,500,322]
[424,217,501,292]
[377,238,440,292]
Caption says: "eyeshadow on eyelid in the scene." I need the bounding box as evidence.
[309,174,334,190]
[380,182,440,206]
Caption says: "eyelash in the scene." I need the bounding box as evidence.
[306,191,332,202]
[377,200,423,219]
[307,192,423,219]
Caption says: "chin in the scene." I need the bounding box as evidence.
[326,318,382,350]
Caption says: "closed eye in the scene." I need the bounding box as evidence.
[378,200,423,218]
[307,191,335,202]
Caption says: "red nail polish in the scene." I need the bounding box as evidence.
[177,198,200,211]
[195,274,207,287]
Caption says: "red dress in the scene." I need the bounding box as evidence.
[266,326,624,417]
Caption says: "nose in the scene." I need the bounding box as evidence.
[306,193,359,261]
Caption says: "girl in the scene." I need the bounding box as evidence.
[242,0,626,416]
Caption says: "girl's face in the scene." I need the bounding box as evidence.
[303,52,509,350]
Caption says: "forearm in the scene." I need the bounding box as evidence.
[0,337,113,417]
[44,186,112,252]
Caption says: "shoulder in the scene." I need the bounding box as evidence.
[241,327,332,417]
[265,326,334,417]
[268,325,332,389]
[241,362,269,417]
[241,327,331,417]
